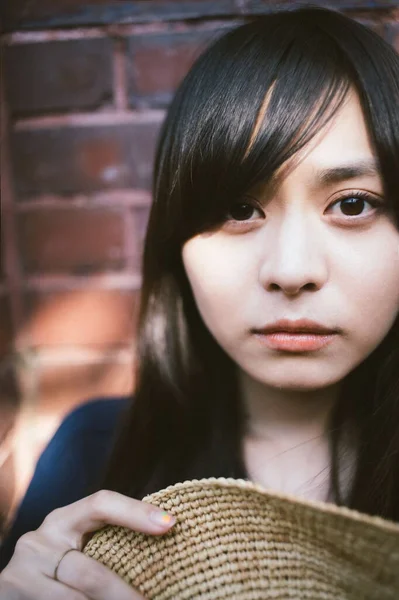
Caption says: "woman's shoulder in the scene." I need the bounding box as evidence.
[0,396,130,571]
[23,395,131,503]
[59,396,130,435]
[32,395,131,480]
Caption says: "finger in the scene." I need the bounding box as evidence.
[41,490,176,549]
[0,567,87,600]
[56,548,146,600]
[9,529,69,581]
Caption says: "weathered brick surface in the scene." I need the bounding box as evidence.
[4,38,113,116]
[128,29,220,106]
[2,0,395,32]
[18,208,126,274]
[2,0,111,31]
[2,1,235,31]
[21,288,139,347]
[11,120,162,196]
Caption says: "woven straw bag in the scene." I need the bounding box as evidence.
[83,477,399,599]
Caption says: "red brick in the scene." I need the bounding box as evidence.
[0,295,13,359]
[18,208,125,275]
[4,38,113,116]
[21,288,139,348]
[128,30,217,106]
[11,121,162,196]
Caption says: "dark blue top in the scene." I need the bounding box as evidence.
[0,396,129,571]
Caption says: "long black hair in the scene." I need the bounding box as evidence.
[100,5,399,521]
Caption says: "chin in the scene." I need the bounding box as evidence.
[247,364,350,391]
[265,380,338,392]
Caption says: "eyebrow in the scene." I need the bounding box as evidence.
[315,159,380,186]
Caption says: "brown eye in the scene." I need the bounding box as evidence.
[328,192,383,221]
[228,202,263,221]
[339,197,366,216]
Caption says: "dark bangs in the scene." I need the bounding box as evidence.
[152,6,399,253]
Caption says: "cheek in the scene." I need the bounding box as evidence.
[342,234,399,347]
[182,237,255,331]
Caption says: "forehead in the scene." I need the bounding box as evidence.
[271,91,377,185]
[303,92,373,161]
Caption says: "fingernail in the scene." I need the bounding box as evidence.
[150,510,176,527]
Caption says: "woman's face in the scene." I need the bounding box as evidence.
[182,91,399,391]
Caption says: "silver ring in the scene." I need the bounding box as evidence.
[54,548,76,581]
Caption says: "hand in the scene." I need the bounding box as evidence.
[0,489,176,599]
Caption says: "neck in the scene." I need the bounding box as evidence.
[239,371,343,501]
[239,370,340,449]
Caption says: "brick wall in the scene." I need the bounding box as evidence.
[0,0,398,531]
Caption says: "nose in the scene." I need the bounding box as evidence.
[259,211,328,296]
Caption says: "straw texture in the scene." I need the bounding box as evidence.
[83,477,399,599]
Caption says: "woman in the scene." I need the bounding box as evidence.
[1,5,398,598]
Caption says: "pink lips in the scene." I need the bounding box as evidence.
[253,319,339,352]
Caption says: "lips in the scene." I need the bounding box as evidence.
[252,319,339,352]
[254,319,338,335]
